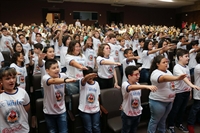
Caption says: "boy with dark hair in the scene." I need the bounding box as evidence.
[167,49,200,133]
[78,66,101,133]
[0,27,13,52]
[32,43,43,74]
[42,59,76,133]
[176,36,190,50]
[121,65,157,133]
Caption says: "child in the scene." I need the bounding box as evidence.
[83,37,97,69]
[188,40,200,76]
[78,67,101,133]
[121,65,157,133]
[122,48,139,83]
[10,52,27,89]
[42,59,76,133]
[167,49,200,133]
[176,36,190,50]
[147,55,186,133]
[96,43,121,89]
[134,38,145,66]
[187,52,200,133]
[107,33,120,62]
[32,43,43,74]
[0,67,30,133]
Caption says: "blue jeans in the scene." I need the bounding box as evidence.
[66,80,80,110]
[187,99,200,125]
[121,111,141,133]
[147,99,173,133]
[79,111,101,133]
[44,112,68,133]
[66,80,80,95]
[167,91,190,127]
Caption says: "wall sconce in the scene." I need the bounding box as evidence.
[69,13,72,15]
[99,14,101,16]
[185,14,188,16]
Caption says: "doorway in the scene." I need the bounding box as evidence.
[107,11,124,25]
[42,8,65,25]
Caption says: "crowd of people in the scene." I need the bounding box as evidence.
[0,21,200,133]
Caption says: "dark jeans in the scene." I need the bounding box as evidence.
[44,112,68,133]
[79,111,101,133]
[139,68,150,84]
[167,91,190,127]
[97,77,114,89]
[187,99,200,125]
[121,111,141,133]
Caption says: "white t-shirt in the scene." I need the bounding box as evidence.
[136,46,143,64]
[32,54,41,74]
[193,64,200,100]
[0,35,13,52]
[149,69,176,102]
[118,45,125,63]
[188,49,197,69]
[124,40,132,49]
[78,79,100,113]
[121,81,142,116]
[108,43,120,62]
[122,58,136,83]
[53,40,61,56]
[83,48,96,69]
[96,56,115,79]
[132,39,139,52]
[0,52,4,69]
[0,87,30,133]
[60,45,68,68]
[42,73,67,114]
[177,41,186,50]
[65,54,86,79]
[141,50,155,69]
[173,64,191,93]
[10,63,27,89]
[92,37,101,56]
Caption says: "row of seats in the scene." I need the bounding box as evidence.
[35,86,150,133]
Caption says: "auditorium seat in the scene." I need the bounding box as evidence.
[1,51,11,67]
[100,88,123,133]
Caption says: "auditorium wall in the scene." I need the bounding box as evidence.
[0,0,176,26]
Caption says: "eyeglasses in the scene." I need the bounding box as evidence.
[131,73,140,77]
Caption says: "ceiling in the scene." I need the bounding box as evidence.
[64,0,198,8]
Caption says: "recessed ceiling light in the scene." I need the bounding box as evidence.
[159,0,173,2]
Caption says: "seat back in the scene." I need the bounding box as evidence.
[32,74,41,91]
[1,51,11,66]
[114,67,122,86]
[69,94,84,133]
[36,98,48,133]
[100,88,122,119]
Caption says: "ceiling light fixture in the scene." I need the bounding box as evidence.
[159,0,173,2]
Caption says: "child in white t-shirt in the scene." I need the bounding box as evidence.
[122,49,139,83]
[42,59,76,133]
[79,67,101,133]
[188,41,200,76]
[167,49,200,133]
[121,65,157,133]
[10,52,27,89]
[32,43,43,74]
[83,37,97,69]
[0,67,30,133]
